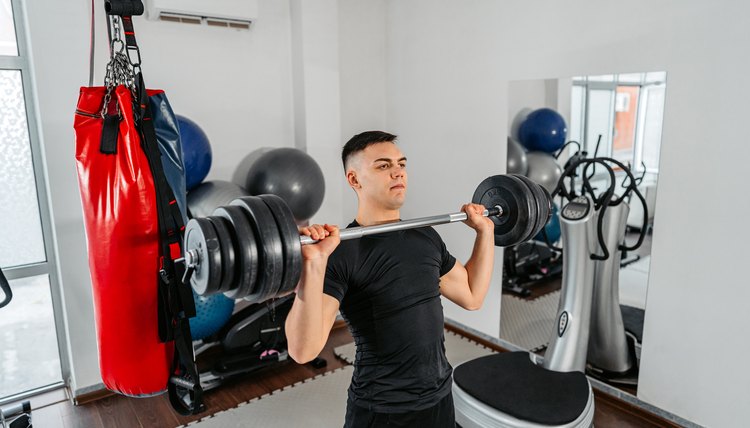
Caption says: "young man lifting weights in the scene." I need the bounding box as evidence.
[285,131,495,428]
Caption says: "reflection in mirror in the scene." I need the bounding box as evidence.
[501,72,666,396]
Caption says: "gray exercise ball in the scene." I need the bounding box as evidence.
[525,151,563,193]
[244,148,325,221]
[507,137,528,175]
[231,147,275,188]
[187,180,249,218]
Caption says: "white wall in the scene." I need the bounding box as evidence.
[384,0,750,426]
[289,0,344,227]
[385,1,507,339]
[507,79,547,140]
[24,0,296,396]
[338,0,387,222]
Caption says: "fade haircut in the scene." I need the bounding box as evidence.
[342,131,398,170]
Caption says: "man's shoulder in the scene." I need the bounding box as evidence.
[329,238,360,262]
[413,225,443,245]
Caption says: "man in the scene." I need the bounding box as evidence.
[285,131,495,427]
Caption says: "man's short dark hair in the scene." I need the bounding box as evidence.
[342,131,398,170]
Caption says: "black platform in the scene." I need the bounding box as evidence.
[453,352,590,425]
[620,305,644,343]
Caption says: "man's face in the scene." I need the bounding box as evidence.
[348,142,408,210]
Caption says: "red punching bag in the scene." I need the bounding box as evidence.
[74,8,201,415]
[75,85,171,396]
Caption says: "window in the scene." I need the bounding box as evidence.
[0,0,66,404]
[0,0,17,56]
[569,72,667,174]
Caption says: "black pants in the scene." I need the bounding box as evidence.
[344,392,456,428]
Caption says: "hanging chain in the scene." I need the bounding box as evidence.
[104,16,135,89]
[101,16,136,118]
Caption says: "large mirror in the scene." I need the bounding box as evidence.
[500,72,666,395]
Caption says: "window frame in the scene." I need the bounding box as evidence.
[0,0,69,405]
[572,73,665,177]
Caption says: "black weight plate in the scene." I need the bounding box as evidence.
[184,218,222,295]
[259,194,303,296]
[522,176,552,240]
[472,175,535,247]
[207,216,236,294]
[510,174,540,243]
[540,186,553,225]
[231,197,285,303]
[213,206,259,300]
[513,174,547,242]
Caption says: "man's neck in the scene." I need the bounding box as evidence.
[355,202,400,227]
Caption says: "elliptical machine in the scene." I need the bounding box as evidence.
[192,295,295,392]
[452,158,646,427]
[0,268,33,428]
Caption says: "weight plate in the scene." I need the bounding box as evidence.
[513,174,547,242]
[538,185,553,237]
[530,181,552,240]
[259,194,303,296]
[184,217,222,295]
[213,206,259,300]
[510,174,540,244]
[231,197,285,303]
[207,216,236,293]
[472,175,535,247]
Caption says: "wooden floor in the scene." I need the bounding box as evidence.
[28,324,677,428]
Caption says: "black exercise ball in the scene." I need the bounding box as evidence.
[187,180,249,218]
[243,148,325,221]
[231,147,274,188]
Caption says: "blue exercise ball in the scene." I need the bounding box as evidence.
[177,115,212,191]
[518,108,567,153]
[535,204,561,243]
[189,289,235,341]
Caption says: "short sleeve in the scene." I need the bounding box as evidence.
[323,249,349,303]
[438,236,457,277]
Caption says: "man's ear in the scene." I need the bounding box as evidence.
[347,170,360,189]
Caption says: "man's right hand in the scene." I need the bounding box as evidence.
[298,224,340,261]
[286,224,342,363]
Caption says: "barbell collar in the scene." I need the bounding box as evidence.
[299,205,502,246]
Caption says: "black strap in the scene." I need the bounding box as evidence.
[168,290,206,415]
[117,15,201,415]
[139,93,202,415]
[120,15,142,71]
[104,0,144,17]
[0,267,11,309]
[100,113,119,154]
[134,72,202,416]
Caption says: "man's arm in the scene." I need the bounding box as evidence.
[285,224,341,363]
[439,204,495,310]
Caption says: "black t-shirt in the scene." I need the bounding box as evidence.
[324,220,457,413]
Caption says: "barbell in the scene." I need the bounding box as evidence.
[182,174,552,303]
